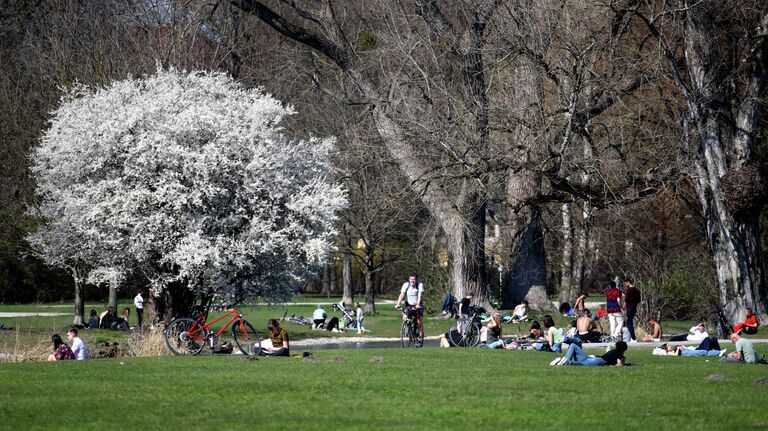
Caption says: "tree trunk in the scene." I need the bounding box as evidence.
[71,266,85,326]
[678,7,768,331]
[364,269,376,314]
[108,283,118,312]
[501,173,549,310]
[559,203,573,303]
[329,259,337,293]
[321,262,330,296]
[342,252,354,304]
[572,201,590,295]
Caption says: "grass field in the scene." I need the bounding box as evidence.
[0,347,767,430]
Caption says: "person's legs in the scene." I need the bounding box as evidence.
[609,313,624,337]
[482,340,504,349]
[357,317,363,334]
[680,349,706,356]
[581,357,607,366]
[136,308,143,329]
[416,309,424,340]
[669,333,688,341]
[626,308,637,340]
[614,314,624,338]
[271,347,290,357]
[564,342,588,363]
[719,356,745,363]
[696,336,720,351]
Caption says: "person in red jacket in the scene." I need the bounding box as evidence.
[733,307,759,335]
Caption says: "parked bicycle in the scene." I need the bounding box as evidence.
[163,304,262,356]
[399,305,423,348]
[446,305,485,347]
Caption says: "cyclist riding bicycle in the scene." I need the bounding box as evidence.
[395,272,425,347]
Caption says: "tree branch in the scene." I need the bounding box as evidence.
[231,0,350,70]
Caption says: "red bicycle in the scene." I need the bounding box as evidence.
[163,305,262,356]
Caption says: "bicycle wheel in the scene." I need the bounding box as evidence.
[164,317,206,355]
[401,320,412,348]
[464,322,481,347]
[446,319,467,347]
[232,320,262,356]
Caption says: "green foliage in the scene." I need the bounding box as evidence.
[661,257,719,322]
[0,348,766,430]
[358,30,377,50]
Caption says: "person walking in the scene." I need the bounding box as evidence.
[134,291,144,330]
[605,279,624,340]
[355,302,365,334]
[623,278,641,342]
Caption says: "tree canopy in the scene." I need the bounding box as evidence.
[28,68,347,311]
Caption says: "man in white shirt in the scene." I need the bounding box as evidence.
[669,323,708,342]
[67,327,86,360]
[134,291,144,329]
[395,273,425,346]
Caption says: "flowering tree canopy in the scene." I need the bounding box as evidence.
[29,69,346,304]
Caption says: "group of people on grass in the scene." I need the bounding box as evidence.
[45,272,764,364]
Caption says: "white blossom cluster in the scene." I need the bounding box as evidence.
[29,69,346,300]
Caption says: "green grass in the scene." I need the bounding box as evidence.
[0,347,767,430]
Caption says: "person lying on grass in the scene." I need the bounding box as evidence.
[47,334,75,361]
[551,341,627,366]
[653,337,726,357]
[668,323,708,342]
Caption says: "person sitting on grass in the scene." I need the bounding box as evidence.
[100,307,117,329]
[67,327,87,360]
[543,315,564,352]
[111,307,130,331]
[668,323,708,342]
[326,316,341,332]
[720,333,764,364]
[312,305,327,329]
[553,341,627,366]
[575,310,601,343]
[512,300,529,322]
[639,318,662,342]
[47,334,75,361]
[480,313,504,349]
[261,319,289,357]
[733,307,759,335]
[87,309,99,329]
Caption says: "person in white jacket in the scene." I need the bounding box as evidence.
[668,323,708,342]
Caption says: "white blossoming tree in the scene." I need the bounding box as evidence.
[29,69,346,323]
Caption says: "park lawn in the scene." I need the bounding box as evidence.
[0,347,767,430]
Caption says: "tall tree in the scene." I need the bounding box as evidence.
[28,69,346,321]
[631,1,768,331]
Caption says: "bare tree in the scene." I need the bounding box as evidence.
[626,0,768,331]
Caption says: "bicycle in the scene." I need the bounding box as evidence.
[163,304,262,356]
[446,306,485,347]
[398,305,423,348]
